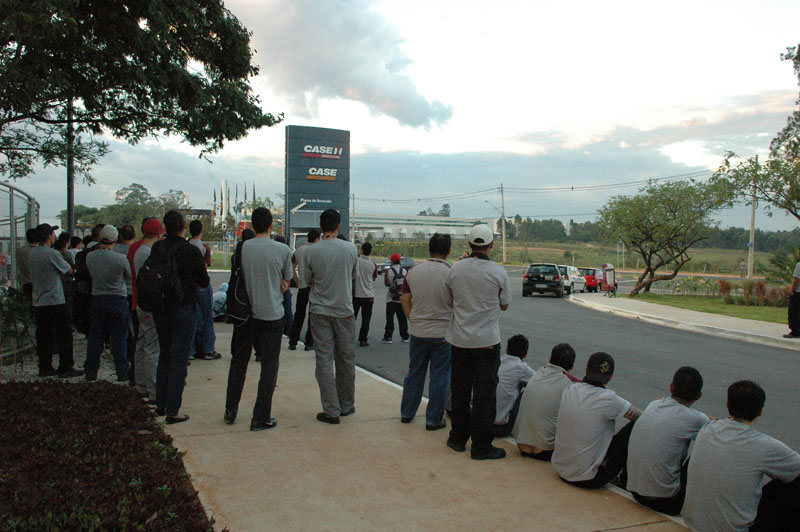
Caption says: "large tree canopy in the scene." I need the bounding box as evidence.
[598,180,733,296]
[1,0,282,180]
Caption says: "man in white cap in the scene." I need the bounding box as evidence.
[444,224,511,460]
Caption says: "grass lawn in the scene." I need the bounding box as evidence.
[635,293,787,324]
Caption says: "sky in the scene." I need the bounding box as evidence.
[19,0,800,232]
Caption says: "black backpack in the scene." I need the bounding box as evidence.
[388,265,407,300]
[225,242,251,325]
[73,245,99,296]
[137,241,183,312]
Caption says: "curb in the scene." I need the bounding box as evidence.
[569,296,800,352]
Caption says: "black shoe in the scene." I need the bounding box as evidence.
[446,438,466,452]
[188,353,195,360]
[85,375,98,382]
[250,418,277,431]
[166,414,190,425]
[224,408,237,425]
[304,344,314,351]
[426,419,447,431]
[37,368,58,378]
[116,376,129,382]
[288,344,297,351]
[200,352,222,360]
[341,407,355,416]
[401,417,413,424]
[783,333,800,338]
[359,340,369,347]
[471,445,506,460]
[316,412,340,425]
[56,368,85,378]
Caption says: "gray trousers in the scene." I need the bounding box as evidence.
[310,312,356,417]
[135,308,159,398]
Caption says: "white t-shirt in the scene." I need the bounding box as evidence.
[626,397,709,498]
[683,418,800,532]
[494,354,535,424]
[551,382,631,482]
[512,364,573,450]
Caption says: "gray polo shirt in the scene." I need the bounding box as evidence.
[241,237,293,321]
[512,363,572,450]
[87,248,131,297]
[133,243,152,276]
[495,354,535,424]
[294,243,313,290]
[29,246,71,307]
[113,243,133,295]
[626,397,709,498]
[683,419,800,532]
[354,255,377,298]
[403,258,451,338]
[444,256,511,348]
[16,244,37,285]
[304,237,358,318]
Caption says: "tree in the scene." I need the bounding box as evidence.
[598,180,733,295]
[58,204,100,229]
[437,204,451,217]
[115,184,156,206]
[770,45,800,159]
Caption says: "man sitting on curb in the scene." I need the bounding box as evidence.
[512,343,577,461]
[626,366,710,515]
[492,334,534,437]
[683,380,800,532]
[552,352,642,488]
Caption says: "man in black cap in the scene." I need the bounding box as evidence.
[29,223,83,378]
[551,352,641,488]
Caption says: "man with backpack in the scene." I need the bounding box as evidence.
[381,253,409,344]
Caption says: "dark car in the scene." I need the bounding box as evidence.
[579,267,601,292]
[377,257,415,275]
[522,263,564,297]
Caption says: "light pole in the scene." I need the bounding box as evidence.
[484,197,507,263]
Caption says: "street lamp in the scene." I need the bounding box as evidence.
[484,199,507,263]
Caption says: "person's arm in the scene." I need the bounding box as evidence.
[792,276,799,292]
[281,248,293,292]
[499,270,511,311]
[384,269,390,286]
[623,406,643,420]
[372,262,378,281]
[401,280,412,317]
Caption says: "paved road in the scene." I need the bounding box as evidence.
[210,268,800,448]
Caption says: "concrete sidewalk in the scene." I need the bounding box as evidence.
[166,323,686,532]
[570,292,800,352]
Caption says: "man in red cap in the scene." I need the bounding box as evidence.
[382,253,409,343]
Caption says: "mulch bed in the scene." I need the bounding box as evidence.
[0,381,220,531]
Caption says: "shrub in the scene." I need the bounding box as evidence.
[718,279,731,297]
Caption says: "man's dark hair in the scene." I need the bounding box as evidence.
[241,228,255,241]
[120,224,136,242]
[429,233,451,257]
[56,232,70,246]
[274,235,286,244]
[337,234,347,241]
[53,237,68,252]
[727,380,765,422]
[69,236,82,248]
[506,334,529,358]
[307,229,321,243]
[189,219,203,237]
[470,242,491,252]
[550,343,576,371]
[672,366,704,402]
[140,216,155,232]
[361,242,372,255]
[25,228,39,244]
[251,207,272,234]
[91,224,106,240]
[163,210,185,237]
[320,209,340,233]
[82,235,93,247]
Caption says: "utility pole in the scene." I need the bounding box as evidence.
[66,99,75,237]
[500,183,507,263]
[747,176,756,280]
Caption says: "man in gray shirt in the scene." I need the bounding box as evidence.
[85,225,132,382]
[132,218,164,402]
[353,242,378,347]
[16,227,39,302]
[684,380,800,531]
[224,208,293,431]
[288,229,321,351]
[784,248,800,338]
[29,223,82,378]
[304,209,358,424]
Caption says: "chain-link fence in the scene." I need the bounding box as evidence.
[0,182,39,288]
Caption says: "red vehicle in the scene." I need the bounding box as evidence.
[578,267,601,293]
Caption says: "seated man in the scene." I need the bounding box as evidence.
[213,282,228,322]
[683,380,800,532]
[552,352,641,489]
[512,343,576,461]
[493,334,535,437]
[626,366,710,515]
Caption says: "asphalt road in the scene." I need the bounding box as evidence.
[210,267,800,449]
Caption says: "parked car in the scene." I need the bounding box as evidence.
[522,263,564,297]
[557,265,587,295]
[377,257,415,275]
[579,267,601,292]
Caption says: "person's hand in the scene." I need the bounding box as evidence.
[280,279,290,291]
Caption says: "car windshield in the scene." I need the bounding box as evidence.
[558,266,568,275]
[528,264,558,275]
[579,268,596,275]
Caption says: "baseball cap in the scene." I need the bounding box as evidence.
[390,253,401,263]
[585,352,615,384]
[35,223,59,242]
[99,225,119,244]
[468,224,494,246]
[142,218,165,237]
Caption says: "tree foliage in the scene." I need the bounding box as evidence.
[1,0,282,181]
[770,44,800,160]
[598,180,733,295]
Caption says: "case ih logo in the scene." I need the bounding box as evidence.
[302,145,343,159]
[306,167,337,181]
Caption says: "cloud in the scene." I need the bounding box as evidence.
[235,0,452,128]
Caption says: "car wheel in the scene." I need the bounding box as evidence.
[522,290,529,297]
[566,284,572,296]
[557,286,564,298]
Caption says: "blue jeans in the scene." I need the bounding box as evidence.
[85,295,130,380]
[154,304,197,416]
[282,289,293,336]
[191,285,216,356]
[400,335,451,425]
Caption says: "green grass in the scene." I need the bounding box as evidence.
[635,293,787,324]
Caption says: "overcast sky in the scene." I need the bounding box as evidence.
[23,0,800,231]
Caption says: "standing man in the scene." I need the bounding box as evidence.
[224,208,292,431]
[15,228,39,303]
[29,224,83,378]
[353,242,378,347]
[381,253,409,344]
[399,233,452,430]
[784,248,800,338]
[304,209,358,425]
[188,220,221,360]
[444,224,511,460]
[288,229,320,351]
[114,224,137,384]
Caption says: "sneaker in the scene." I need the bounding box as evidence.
[783,333,800,339]
[471,445,506,460]
[288,344,297,351]
[200,352,222,360]
[426,419,447,431]
[304,345,314,351]
[401,338,409,343]
[57,368,85,378]
[188,353,195,360]
[359,340,369,347]
[380,338,392,344]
